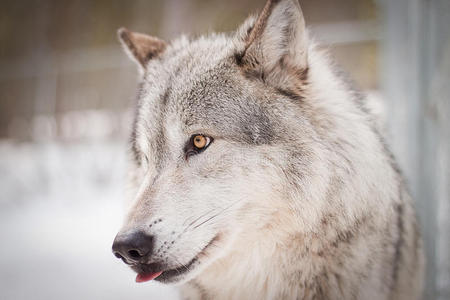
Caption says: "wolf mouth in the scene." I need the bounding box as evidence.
[133,235,218,283]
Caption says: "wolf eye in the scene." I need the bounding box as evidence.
[193,135,207,148]
[185,134,213,158]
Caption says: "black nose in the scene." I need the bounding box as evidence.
[112,230,154,263]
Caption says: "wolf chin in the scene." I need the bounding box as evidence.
[112,0,424,299]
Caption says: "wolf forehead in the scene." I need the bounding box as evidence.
[133,35,290,148]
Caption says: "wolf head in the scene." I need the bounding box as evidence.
[112,0,378,285]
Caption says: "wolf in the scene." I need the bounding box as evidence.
[112,0,424,299]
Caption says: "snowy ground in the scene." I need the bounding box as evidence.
[0,140,179,300]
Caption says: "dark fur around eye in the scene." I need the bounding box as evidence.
[184,134,213,159]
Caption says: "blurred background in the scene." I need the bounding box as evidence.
[0,0,448,299]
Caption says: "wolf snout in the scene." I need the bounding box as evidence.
[112,230,154,264]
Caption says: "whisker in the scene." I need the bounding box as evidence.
[183,207,216,227]
[192,199,242,230]
[168,252,191,275]
[181,207,218,234]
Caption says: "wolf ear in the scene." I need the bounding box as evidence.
[118,27,167,72]
[235,0,308,81]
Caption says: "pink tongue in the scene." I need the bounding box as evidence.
[136,271,163,283]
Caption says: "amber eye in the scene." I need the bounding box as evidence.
[185,134,213,159]
[193,135,207,149]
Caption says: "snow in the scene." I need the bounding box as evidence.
[0,140,179,300]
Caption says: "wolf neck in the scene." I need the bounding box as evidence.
[187,200,381,300]
[187,214,338,300]
[185,192,359,300]
[188,224,306,299]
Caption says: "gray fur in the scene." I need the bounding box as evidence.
[114,1,424,299]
